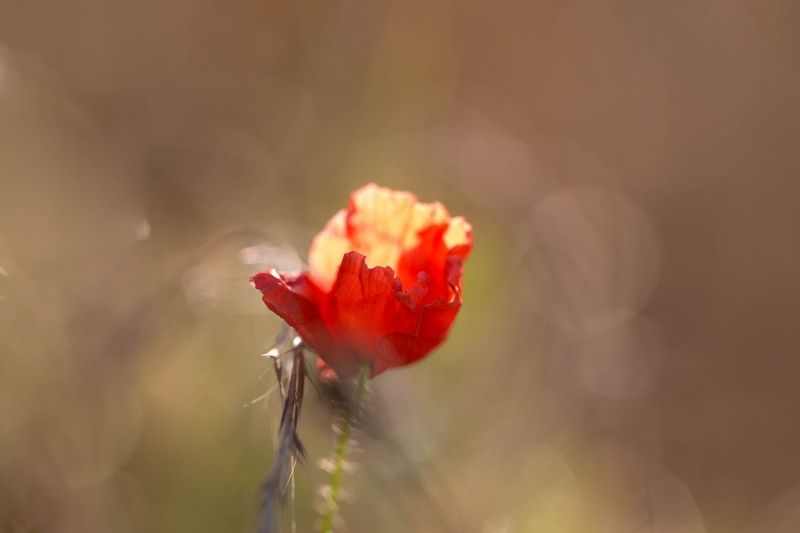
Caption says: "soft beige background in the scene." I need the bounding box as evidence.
[1,1,798,532]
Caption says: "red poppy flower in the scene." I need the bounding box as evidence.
[251,184,473,378]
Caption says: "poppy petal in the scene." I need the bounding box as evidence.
[308,209,351,292]
[445,216,473,259]
[250,271,333,356]
[373,289,463,376]
[323,252,418,358]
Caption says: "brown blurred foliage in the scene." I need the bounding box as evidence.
[0,1,799,532]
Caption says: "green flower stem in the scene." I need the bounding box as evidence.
[320,364,369,533]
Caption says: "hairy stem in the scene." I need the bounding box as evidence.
[319,365,369,533]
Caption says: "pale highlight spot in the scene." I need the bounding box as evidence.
[134,219,151,241]
[573,316,661,399]
[532,187,661,334]
[239,243,303,273]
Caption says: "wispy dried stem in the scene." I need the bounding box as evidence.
[256,334,308,533]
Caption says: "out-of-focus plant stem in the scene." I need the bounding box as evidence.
[319,364,369,533]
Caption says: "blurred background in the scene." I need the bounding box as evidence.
[1,1,799,532]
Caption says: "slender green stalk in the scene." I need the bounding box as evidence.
[319,365,369,533]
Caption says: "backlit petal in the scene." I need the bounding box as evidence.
[250,271,332,356]
[319,252,418,375]
[373,271,463,376]
[308,209,350,291]
[444,216,473,259]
